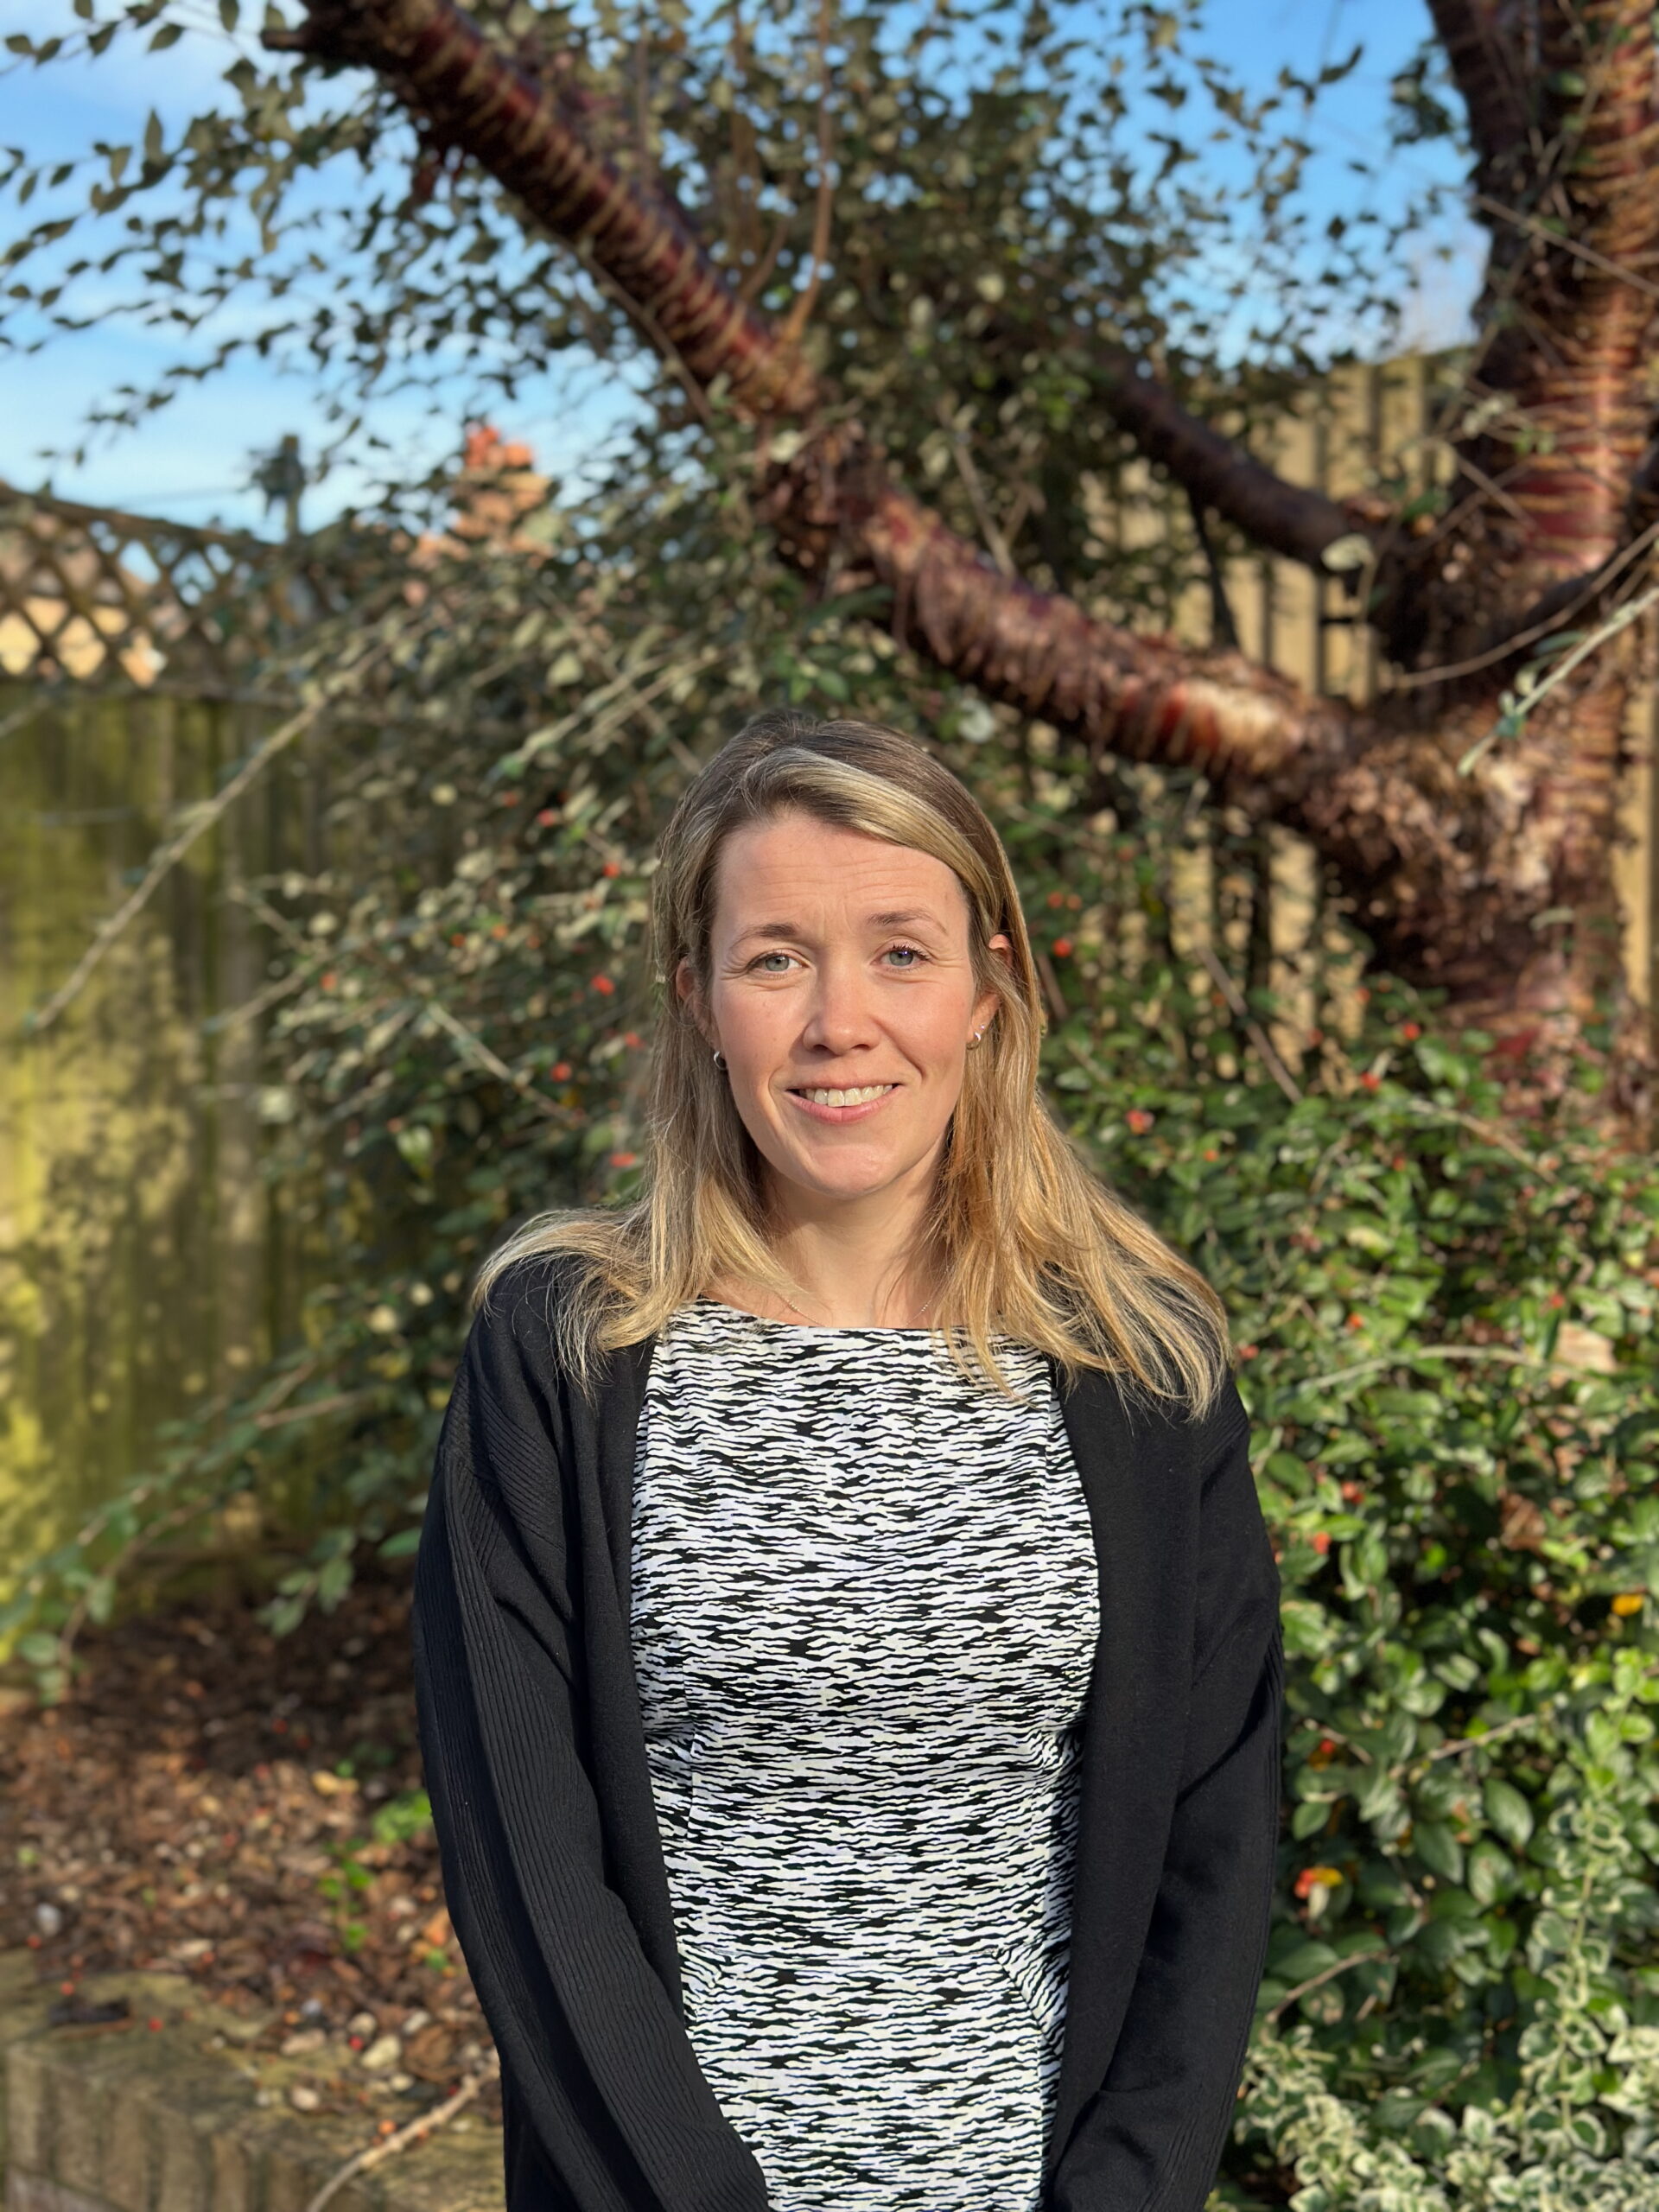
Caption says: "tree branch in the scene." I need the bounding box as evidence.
[760,424,1353,784]
[265,0,817,422]
[1459,0,1659,588]
[1426,0,1529,184]
[1090,348,1376,575]
[266,0,1360,753]
[1185,486,1240,652]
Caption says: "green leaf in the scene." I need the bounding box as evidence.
[316,1553,353,1608]
[1276,1938,1342,1982]
[1466,1840,1514,1907]
[149,21,183,49]
[1483,1777,1535,1849]
[1410,1820,1464,1883]
[371,1790,434,1847]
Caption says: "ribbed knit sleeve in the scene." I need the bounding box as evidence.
[1052,1411,1285,2212]
[410,1286,774,2212]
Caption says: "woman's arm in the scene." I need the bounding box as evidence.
[410,1288,772,2212]
[1052,1411,1286,2212]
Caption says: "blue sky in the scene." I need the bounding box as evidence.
[0,0,1483,537]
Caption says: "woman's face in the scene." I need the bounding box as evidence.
[677,810,1012,1216]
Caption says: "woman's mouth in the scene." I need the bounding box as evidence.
[786,1083,899,1124]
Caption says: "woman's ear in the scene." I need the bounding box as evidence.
[975,932,1015,1031]
[675,957,709,1050]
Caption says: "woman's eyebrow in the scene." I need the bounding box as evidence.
[731,909,946,947]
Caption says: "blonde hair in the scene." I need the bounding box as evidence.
[474,709,1233,1415]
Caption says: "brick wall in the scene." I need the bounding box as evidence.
[0,1953,501,2212]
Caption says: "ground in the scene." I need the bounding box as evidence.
[0,1555,504,2132]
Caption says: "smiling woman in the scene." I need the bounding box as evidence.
[472,706,1231,1397]
[411,708,1284,2212]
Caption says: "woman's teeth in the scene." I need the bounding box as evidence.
[793,1084,896,1106]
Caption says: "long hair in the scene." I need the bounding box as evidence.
[474,709,1233,1415]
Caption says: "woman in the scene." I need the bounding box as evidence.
[411,709,1284,2212]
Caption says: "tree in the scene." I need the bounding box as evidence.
[6,0,1656,1130]
[292,0,1659,1103]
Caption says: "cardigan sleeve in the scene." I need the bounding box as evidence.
[1054,1405,1285,2212]
[410,1289,773,2212]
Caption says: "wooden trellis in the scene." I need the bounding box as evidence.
[0,481,337,691]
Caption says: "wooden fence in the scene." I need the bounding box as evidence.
[2,359,1655,1619]
[0,677,331,1599]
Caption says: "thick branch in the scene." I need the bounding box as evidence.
[1090,350,1372,575]
[264,0,1343,776]
[782,432,1590,1030]
[761,425,1352,785]
[273,0,1389,587]
[266,0,817,421]
[1426,0,1529,184]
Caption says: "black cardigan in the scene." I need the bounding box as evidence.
[411,1255,1286,2212]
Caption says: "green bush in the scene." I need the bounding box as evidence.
[1052,858,1659,2202]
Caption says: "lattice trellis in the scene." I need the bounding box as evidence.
[0,482,336,689]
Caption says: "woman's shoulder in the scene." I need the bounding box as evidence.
[1062,1351,1247,1448]
[464,1247,597,1382]
[476,1245,586,1313]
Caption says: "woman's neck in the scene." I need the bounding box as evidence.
[708,1267,944,1332]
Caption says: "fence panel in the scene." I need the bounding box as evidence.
[0,677,334,1604]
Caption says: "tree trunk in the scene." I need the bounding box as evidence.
[1370,0,1659,1117]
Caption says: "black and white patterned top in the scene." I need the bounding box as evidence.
[629,1296,1101,2212]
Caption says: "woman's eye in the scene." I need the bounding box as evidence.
[747,944,928,973]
